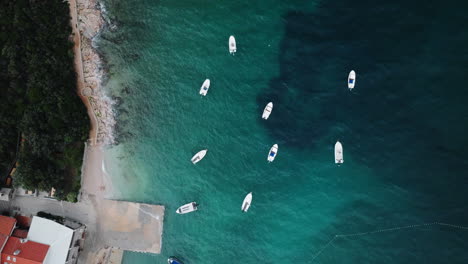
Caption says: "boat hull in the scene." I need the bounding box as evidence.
[348,70,356,89]
[176,202,198,214]
[191,149,207,164]
[267,144,278,162]
[262,102,273,120]
[241,192,252,212]
[335,141,344,164]
[199,79,210,96]
[229,36,236,54]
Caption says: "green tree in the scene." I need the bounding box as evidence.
[0,0,90,201]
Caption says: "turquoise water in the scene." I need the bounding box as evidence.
[98,0,468,263]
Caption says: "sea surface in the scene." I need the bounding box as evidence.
[97,0,468,263]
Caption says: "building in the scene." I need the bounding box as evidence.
[11,230,28,239]
[0,215,17,254]
[1,237,49,264]
[0,188,14,202]
[0,234,7,256]
[0,214,85,264]
[27,216,85,264]
[0,215,50,264]
[0,216,16,237]
[14,216,32,230]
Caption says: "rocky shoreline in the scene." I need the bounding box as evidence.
[65,2,165,263]
[76,0,115,145]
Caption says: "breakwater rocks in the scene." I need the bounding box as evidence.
[77,0,115,145]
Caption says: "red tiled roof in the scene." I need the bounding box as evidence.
[0,216,16,236]
[15,216,32,229]
[12,229,29,239]
[1,237,49,264]
[0,234,8,252]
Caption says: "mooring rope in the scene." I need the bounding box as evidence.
[311,222,468,262]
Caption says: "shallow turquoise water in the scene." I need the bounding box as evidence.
[98,0,468,263]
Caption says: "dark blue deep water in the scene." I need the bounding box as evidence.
[98,0,468,263]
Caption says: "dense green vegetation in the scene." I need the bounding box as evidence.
[0,0,89,201]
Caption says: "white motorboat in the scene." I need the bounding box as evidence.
[241,192,252,212]
[267,144,278,162]
[262,102,273,120]
[229,36,236,54]
[176,202,198,214]
[199,79,210,96]
[348,70,356,90]
[335,141,344,164]
[191,149,207,164]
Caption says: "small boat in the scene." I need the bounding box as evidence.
[168,257,184,264]
[176,202,198,214]
[335,141,344,164]
[229,36,236,54]
[267,144,278,162]
[348,70,356,90]
[199,79,210,96]
[191,149,207,164]
[262,102,273,120]
[241,192,252,212]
